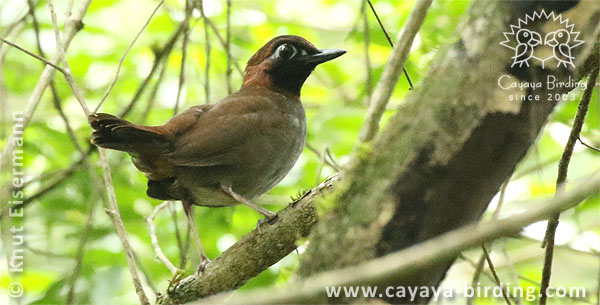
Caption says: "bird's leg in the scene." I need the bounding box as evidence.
[221,184,278,226]
[181,200,210,274]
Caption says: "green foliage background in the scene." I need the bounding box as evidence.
[0,0,598,304]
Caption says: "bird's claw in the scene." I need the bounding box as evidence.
[194,257,211,277]
[256,214,279,232]
[167,269,185,293]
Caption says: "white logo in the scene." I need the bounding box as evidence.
[500,10,584,69]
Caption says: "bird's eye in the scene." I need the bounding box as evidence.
[524,32,529,37]
[557,33,563,38]
[275,44,297,60]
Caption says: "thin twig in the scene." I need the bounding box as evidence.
[0,151,134,222]
[199,0,211,104]
[133,251,159,296]
[141,60,169,123]
[52,82,85,150]
[579,137,600,152]
[501,247,523,305]
[325,148,342,171]
[466,254,486,305]
[0,10,26,43]
[312,73,353,105]
[28,0,84,155]
[539,68,598,305]
[120,23,185,118]
[204,17,244,77]
[513,154,565,180]
[463,253,590,305]
[305,142,342,171]
[46,0,87,113]
[25,245,72,259]
[47,1,150,304]
[0,36,67,75]
[482,244,513,305]
[147,201,179,275]
[467,178,510,305]
[362,1,373,103]
[66,199,98,305]
[461,252,522,305]
[168,202,188,269]
[596,258,600,305]
[1,146,129,218]
[493,179,510,219]
[94,0,164,114]
[459,253,497,283]
[0,20,25,142]
[366,0,413,89]
[225,0,232,94]
[524,233,600,257]
[69,154,108,305]
[64,0,74,17]
[174,0,191,115]
[10,149,90,210]
[358,0,432,142]
[10,164,69,207]
[315,145,328,185]
[518,275,595,305]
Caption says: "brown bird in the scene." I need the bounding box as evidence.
[89,35,345,265]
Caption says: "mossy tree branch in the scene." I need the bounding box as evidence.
[191,172,599,304]
[157,175,339,305]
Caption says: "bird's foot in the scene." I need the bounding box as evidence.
[256,213,279,232]
[167,269,185,293]
[221,184,279,229]
[194,256,212,277]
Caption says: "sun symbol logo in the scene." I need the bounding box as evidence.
[499,10,584,69]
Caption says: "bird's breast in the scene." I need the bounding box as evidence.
[237,106,306,197]
[174,89,307,205]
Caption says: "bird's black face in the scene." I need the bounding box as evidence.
[267,42,345,96]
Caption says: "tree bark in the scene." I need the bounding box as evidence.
[298,1,599,304]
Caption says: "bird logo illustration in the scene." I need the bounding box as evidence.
[545,29,575,68]
[512,29,542,67]
[499,10,584,69]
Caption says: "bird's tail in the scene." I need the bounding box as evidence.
[88,113,171,153]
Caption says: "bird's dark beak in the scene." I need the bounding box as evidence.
[299,49,346,66]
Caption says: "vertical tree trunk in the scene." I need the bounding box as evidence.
[298,1,599,303]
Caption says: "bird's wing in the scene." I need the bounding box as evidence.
[161,104,214,137]
[513,43,528,60]
[167,90,284,167]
